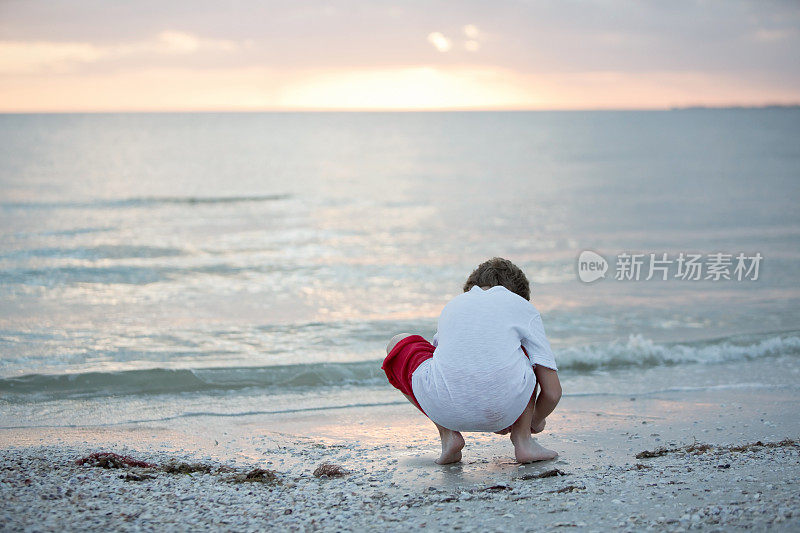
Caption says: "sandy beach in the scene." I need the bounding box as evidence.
[3,385,798,532]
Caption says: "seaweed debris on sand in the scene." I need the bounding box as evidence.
[313,463,349,478]
[636,439,798,460]
[75,452,155,469]
[230,468,280,484]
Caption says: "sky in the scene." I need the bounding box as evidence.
[0,0,798,112]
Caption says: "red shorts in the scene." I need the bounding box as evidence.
[381,335,435,414]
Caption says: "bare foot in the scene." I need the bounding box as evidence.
[436,429,465,464]
[511,435,558,463]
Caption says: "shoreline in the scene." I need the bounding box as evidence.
[2,388,799,531]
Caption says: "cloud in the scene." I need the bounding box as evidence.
[0,31,240,74]
[428,28,482,53]
[157,31,202,53]
[0,66,282,111]
[464,40,480,52]
[426,32,451,53]
[463,24,480,40]
[0,42,107,74]
[461,25,482,52]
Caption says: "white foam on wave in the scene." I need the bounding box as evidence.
[2,332,798,401]
[557,333,800,372]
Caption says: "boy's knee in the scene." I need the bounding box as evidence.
[386,333,414,354]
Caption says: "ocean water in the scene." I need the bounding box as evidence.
[1,110,799,429]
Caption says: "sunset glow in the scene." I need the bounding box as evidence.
[0,2,798,112]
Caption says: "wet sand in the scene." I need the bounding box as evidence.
[2,387,799,531]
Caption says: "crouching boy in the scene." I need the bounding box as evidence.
[382,257,561,464]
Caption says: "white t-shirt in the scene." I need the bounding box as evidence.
[411,285,557,432]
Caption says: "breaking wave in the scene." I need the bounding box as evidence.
[1,332,797,401]
[556,333,800,372]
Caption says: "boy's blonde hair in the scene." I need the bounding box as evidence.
[463,257,530,300]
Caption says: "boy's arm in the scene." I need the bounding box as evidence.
[531,365,561,433]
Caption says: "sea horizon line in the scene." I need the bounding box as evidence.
[1,103,799,115]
